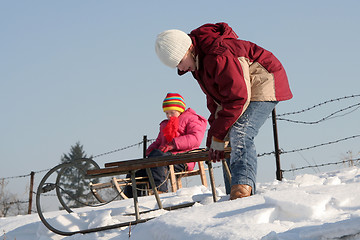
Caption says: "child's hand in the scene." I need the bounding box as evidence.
[208,137,227,162]
[159,144,175,153]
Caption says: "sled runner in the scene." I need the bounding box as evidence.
[36,148,231,236]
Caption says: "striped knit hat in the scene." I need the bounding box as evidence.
[162,93,186,113]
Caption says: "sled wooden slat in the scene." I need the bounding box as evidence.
[87,149,229,177]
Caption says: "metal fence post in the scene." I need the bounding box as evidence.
[272,108,283,181]
[143,135,147,158]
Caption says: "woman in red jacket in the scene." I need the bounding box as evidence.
[155,22,292,200]
[123,93,207,198]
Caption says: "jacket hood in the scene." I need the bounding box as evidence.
[190,22,238,55]
[177,22,238,76]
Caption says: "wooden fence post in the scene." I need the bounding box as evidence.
[28,171,35,214]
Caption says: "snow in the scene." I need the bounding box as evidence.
[1,167,360,240]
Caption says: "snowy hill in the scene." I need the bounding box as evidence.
[1,166,360,240]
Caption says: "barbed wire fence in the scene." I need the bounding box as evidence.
[271,94,360,174]
[1,94,359,216]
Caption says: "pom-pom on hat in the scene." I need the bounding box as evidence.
[155,29,192,68]
[162,93,186,113]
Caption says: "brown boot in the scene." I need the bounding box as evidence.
[230,184,252,200]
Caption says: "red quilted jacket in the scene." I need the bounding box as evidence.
[179,22,293,146]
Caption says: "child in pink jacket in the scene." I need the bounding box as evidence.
[124,93,207,197]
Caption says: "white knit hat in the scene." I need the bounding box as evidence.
[155,29,192,68]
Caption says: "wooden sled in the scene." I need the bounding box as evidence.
[36,148,231,236]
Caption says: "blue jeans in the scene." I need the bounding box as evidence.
[223,101,278,195]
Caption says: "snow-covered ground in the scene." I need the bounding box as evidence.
[1,166,360,240]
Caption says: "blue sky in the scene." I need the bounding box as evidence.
[1,1,359,194]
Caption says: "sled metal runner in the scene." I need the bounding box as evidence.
[36,149,231,236]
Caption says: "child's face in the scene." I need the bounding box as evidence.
[177,48,196,73]
[165,110,181,119]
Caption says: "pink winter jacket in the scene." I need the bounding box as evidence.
[147,108,207,171]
